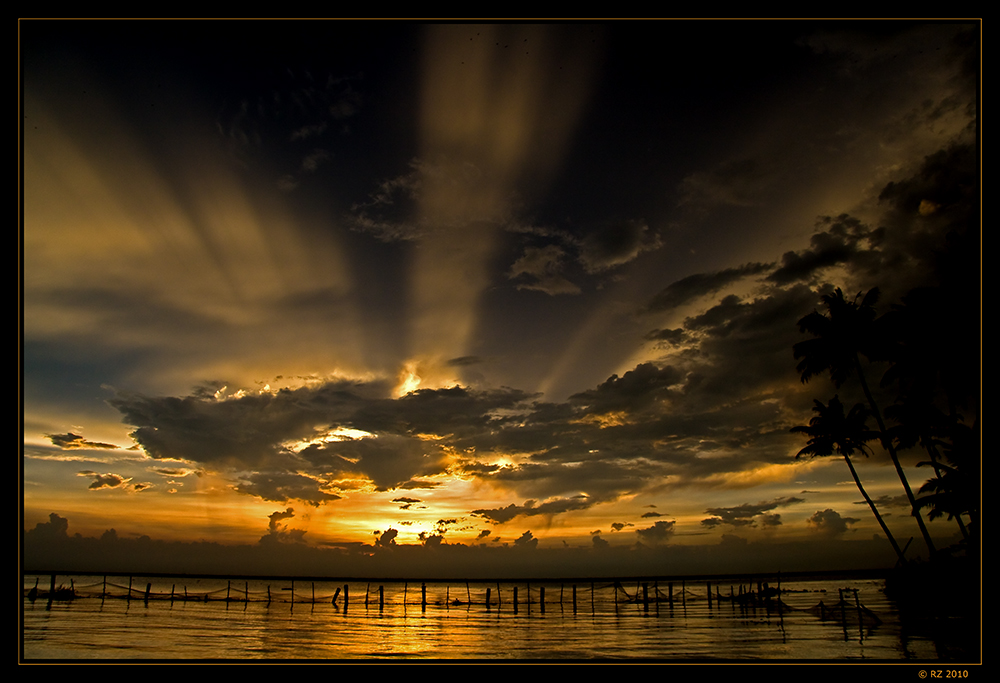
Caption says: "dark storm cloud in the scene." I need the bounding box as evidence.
[513,530,538,549]
[806,509,860,537]
[636,520,676,545]
[480,459,677,503]
[471,495,593,524]
[77,471,129,490]
[767,214,882,285]
[103,126,978,510]
[47,432,120,450]
[109,380,538,499]
[568,362,683,414]
[374,528,399,548]
[299,433,447,492]
[643,327,688,345]
[644,262,773,313]
[261,507,307,545]
[236,472,341,507]
[702,497,804,528]
[26,513,69,541]
[675,284,821,405]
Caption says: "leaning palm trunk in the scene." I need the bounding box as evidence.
[918,430,970,541]
[843,450,907,564]
[852,353,936,556]
[792,396,908,566]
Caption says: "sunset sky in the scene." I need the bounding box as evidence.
[21,20,979,578]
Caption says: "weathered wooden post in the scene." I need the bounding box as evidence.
[572,585,577,612]
[267,585,271,604]
[668,582,673,604]
[421,583,427,609]
[127,576,133,602]
[171,584,175,602]
[365,583,370,608]
[379,585,384,610]
[245,581,249,604]
[591,582,595,613]
[145,582,152,602]
[344,584,349,610]
[312,582,316,604]
[513,586,519,613]
[332,587,341,605]
[227,580,231,601]
[540,586,545,614]
[643,583,649,611]
[486,587,492,610]
[707,582,713,608]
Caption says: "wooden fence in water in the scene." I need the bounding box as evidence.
[24,572,801,615]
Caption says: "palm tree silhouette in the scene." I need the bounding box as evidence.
[794,287,936,557]
[791,396,907,564]
[879,286,977,546]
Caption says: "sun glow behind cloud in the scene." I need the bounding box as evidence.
[23,21,978,575]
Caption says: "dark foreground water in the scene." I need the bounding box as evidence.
[21,573,978,662]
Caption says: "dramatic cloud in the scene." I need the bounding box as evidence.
[767,214,882,285]
[235,472,341,507]
[76,471,148,491]
[260,508,307,545]
[806,509,860,537]
[47,433,120,450]
[636,520,676,545]
[702,497,804,528]
[22,21,977,576]
[513,530,538,549]
[644,263,773,313]
[472,496,593,524]
[374,528,399,548]
[508,245,582,296]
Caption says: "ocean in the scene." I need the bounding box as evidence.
[20,572,977,662]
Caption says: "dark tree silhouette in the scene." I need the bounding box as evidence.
[878,284,979,548]
[791,396,907,565]
[794,287,936,557]
[914,417,978,547]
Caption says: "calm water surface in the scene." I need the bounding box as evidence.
[21,574,974,661]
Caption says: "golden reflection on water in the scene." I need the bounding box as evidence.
[23,576,962,661]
